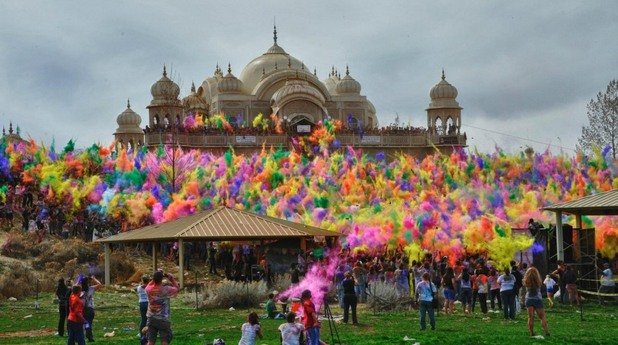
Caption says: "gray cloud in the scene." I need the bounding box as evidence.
[0,0,616,154]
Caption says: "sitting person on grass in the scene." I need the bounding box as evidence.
[266,293,285,319]
[279,312,304,345]
[239,312,263,345]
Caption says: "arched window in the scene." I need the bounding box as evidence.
[435,117,444,135]
[446,117,455,135]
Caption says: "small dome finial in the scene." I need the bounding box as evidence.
[314,67,317,76]
[127,98,131,109]
[9,122,13,134]
[441,68,445,80]
[288,56,291,68]
[228,63,232,74]
[346,64,350,76]
[163,64,167,77]
[2,127,5,136]
[273,21,278,44]
[191,82,196,93]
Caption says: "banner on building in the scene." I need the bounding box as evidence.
[361,135,381,144]
[235,136,257,144]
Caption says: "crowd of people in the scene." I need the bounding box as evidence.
[0,184,123,243]
[143,121,429,137]
[51,243,616,344]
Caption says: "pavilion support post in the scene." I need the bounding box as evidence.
[556,211,564,261]
[178,239,184,289]
[575,214,582,229]
[104,243,111,285]
[152,242,158,272]
[300,238,307,252]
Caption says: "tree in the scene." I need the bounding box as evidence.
[578,80,618,159]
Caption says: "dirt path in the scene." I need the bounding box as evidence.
[0,328,55,338]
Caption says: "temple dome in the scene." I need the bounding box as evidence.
[239,29,303,94]
[218,65,243,93]
[182,83,209,111]
[150,66,180,104]
[115,100,143,134]
[323,68,340,94]
[335,66,361,94]
[428,70,461,109]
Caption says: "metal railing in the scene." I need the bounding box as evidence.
[145,132,466,148]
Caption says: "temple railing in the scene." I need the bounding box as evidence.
[145,132,466,148]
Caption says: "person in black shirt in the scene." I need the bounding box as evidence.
[290,263,300,285]
[55,278,69,337]
[342,272,358,324]
[563,265,580,306]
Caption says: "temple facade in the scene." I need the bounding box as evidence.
[114,27,466,157]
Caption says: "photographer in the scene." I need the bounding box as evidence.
[145,271,179,345]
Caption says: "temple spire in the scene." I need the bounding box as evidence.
[163,64,167,77]
[346,64,350,76]
[191,82,196,93]
[228,63,232,74]
[441,68,445,80]
[273,21,278,44]
[127,98,131,109]
[8,122,13,134]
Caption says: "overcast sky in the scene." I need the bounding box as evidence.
[0,0,616,154]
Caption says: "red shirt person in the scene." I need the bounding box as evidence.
[300,289,320,345]
[67,285,86,345]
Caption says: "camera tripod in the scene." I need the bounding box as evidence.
[322,299,341,344]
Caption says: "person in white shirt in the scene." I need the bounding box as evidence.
[543,275,556,307]
[599,263,615,304]
[239,312,262,345]
[415,272,437,331]
[278,312,304,345]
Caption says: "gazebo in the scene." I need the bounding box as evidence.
[543,189,618,261]
[97,206,340,288]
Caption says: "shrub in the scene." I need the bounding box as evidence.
[33,239,99,270]
[202,280,268,309]
[96,251,136,284]
[366,281,409,312]
[0,261,55,300]
[0,232,28,259]
[271,273,291,294]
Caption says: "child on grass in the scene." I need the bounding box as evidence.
[278,312,304,345]
[238,312,262,345]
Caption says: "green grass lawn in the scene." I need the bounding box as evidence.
[0,292,616,344]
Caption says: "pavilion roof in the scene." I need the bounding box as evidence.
[97,206,340,243]
[543,189,618,216]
